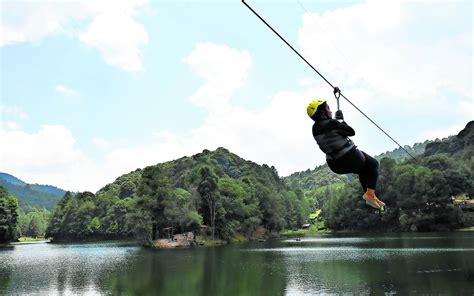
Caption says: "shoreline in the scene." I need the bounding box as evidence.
[25,227,474,249]
[12,240,50,245]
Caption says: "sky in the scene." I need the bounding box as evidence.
[0,0,472,192]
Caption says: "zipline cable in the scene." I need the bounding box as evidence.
[242,0,419,162]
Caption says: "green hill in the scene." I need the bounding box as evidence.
[0,173,25,186]
[284,165,348,191]
[46,148,312,242]
[424,121,474,157]
[0,173,66,210]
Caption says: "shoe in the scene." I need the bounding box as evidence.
[363,193,381,209]
[374,197,386,207]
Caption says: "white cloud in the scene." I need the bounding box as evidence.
[298,0,472,101]
[92,137,110,150]
[3,121,22,130]
[55,84,80,97]
[1,0,149,73]
[79,2,149,73]
[0,125,107,191]
[0,2,85,46]
[0,105,29,120]
[183,42,252,111]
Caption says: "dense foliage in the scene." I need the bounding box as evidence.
[322,121,473,231]
[0,173,65,210]
[0,186,19,243]
[47,148,312,242]
[17,206,51,238]
[284,164,348,191]
[46,191,134,240]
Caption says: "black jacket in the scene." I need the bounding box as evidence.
[312,119,356,159]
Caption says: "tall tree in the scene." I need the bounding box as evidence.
[197,167,219,240]
[0,186,19,243]
[136,166,173,239]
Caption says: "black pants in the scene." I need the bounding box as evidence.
[327,148,379,192]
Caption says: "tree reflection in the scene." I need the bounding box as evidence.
[100,244,288,296]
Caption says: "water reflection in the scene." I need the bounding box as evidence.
[101,244,287,296]
[0,242,138,295]
[265,233,474,295]
[0,234,473,295]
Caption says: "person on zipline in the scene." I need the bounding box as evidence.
[307,100,385,210]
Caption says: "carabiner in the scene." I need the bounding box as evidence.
[333,86,341,111]
[333,86,341,99]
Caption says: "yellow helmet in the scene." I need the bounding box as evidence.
[307,100,326,118]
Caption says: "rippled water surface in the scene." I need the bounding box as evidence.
[1,233,473,295]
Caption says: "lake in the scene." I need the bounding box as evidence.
[1,233,473,295]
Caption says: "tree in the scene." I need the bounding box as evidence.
[119,181,136,198]
[126,199,153,246]
[217,178,261,239]
[197,167,219,240]
[0,186,19,243]
[256,183,285,232]
[137,166,174,239]
[46,191,72,239]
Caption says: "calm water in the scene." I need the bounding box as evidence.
[1,233,474,295]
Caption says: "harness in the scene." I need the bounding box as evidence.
[326,141,356,160]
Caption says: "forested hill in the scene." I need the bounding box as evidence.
[46,148,311,242]
[375,141,429,161]
[284,165,348,191]
[96,147,285,197]
[424,121,473,157]
[0,173,66,210]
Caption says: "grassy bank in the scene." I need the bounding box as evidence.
[17,237,49,242]
[280,224,332,236]
[457,226,474,232]
[12,237,50,244]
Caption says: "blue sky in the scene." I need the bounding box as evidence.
[1,0,472,191]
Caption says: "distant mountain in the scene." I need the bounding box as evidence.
[424,121,473,157]
[374,140,430,161]
[376,121,473,161]
[0,173,26,186]
[0,173,67,210]
[29,184,66,197]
